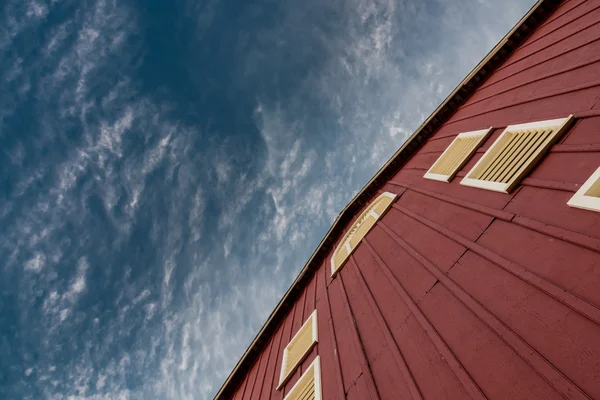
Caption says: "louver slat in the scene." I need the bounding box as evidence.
[461,116,574,193]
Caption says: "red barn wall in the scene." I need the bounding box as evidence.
[229,0,600,398]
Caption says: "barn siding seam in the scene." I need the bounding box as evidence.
[257,335,275,399]
[348,255,424,400]
[264,322,285,400]
[551,144,600,152]
[391,204,600,325]
[322,277,347,400]
[338,274,381,399]
[375,220,589,400]
[243,351,264,400]
[362,238,486,400]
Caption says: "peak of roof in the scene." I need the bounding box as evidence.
[214,0,562,398]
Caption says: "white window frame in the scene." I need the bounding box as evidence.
[567,166,600,212]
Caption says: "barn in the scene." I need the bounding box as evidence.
[215,0,600,398]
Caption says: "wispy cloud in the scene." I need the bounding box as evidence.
[0,0,535,399]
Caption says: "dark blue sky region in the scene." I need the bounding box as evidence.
[1,0,533,398]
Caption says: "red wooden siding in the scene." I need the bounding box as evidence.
[228,1,600,398]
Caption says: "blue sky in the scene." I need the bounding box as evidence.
[0,0,534,398]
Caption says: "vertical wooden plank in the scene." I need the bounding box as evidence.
[340,257,388,364]
[259,321,285,399]
[347,256,422,400]
[242,351,264,400]
[232,375,249,400]
[314,260,326,303]
[254,335,275,399]
[345,375,370,400]
[327,276,364,393]
[282,290,307,395]
[419,284,563,400]
[304,274,317,322]
[353,244,474,400]
[316,264,346,400]
[337,273,381,399]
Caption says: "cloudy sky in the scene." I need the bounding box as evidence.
[0,0,535,398]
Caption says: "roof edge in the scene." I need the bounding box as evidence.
[214,0,560,397]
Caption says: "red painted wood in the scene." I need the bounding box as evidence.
[503,2,600,68]
[393,314,472,400]
[252,340,273,399]
[403,152,443,171]
[505,186,600,240]
[350,256,423,400]
[242,351,264,400]
[337,274,380,399]
[381,208,466,273]
[530,0,588,35]
[351,244,412,334]
[528,151,600,187]
[362,236,486,400]
[440,85,600,135]
[339,259,388,364]
[562,115,600,145]
[419,284,563,400]
[397,190,493,241]
[259,322,285,400]
[470,40,600,107]
[368,347,417,400]
[451,251,600,399]
[316,276,346,400]
[477,220,600,309]
[314,260,326,303]
[326,276,365,393]
[345,375,370,400]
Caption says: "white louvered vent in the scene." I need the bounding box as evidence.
[461,116,574,193]
[278,310,318,389]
